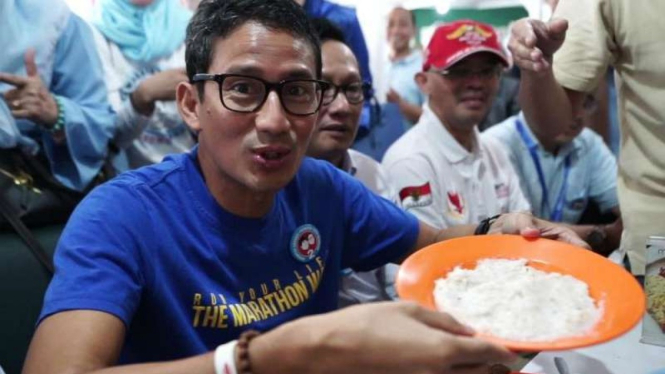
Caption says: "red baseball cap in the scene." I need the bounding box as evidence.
[423,20,509,71]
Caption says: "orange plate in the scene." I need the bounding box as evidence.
[396,235,645,352]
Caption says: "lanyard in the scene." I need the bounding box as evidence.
[515,119,571,222]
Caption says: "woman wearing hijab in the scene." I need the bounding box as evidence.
[92,0,196,171]
[0,0,116,191]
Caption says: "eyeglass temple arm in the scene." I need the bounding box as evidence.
[191,73,216,82]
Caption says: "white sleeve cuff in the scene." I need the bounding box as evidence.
[214,339,239,374]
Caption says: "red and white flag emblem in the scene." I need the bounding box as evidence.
[447,190,464,216]
[399,182,433,209]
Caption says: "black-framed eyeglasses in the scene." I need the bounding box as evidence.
[192,73,330,116]
[433,65,503,81]
[322,81,371,106]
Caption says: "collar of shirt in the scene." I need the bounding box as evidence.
[421,104,482,164]
[340,150,357,176]
[516,112,580,159]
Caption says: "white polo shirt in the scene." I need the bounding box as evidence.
[382,105,530,229]
[338,149,401,307]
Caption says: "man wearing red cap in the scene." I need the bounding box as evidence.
[383,20,531,230]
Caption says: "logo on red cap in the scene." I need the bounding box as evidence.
[446,23,494,46]
[423,20,509,72]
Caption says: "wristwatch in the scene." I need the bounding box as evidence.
[474,214,502,235]
[587,225,607,251]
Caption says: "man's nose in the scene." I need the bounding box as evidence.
[255,91,290,134]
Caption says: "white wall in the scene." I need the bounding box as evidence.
[65,0,94,20]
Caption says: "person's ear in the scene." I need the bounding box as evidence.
[177,81,201,133]
[415,72,430,95]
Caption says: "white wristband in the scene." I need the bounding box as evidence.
[214,339,239,374]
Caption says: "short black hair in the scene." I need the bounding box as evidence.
[309,17,346,45]
[185,0,322,84]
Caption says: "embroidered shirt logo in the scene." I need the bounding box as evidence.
[399,182,433,209]
[447,191,465,216]
[290,224,321,262]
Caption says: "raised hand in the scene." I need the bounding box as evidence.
[0,49,59,127]
[508,18,568,73]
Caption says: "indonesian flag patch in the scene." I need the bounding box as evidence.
[399,182,433,209]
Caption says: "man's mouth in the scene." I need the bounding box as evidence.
[320,123,350,134]
[460,95,486,109]
[461,94,485,103]
[253,145,292,165]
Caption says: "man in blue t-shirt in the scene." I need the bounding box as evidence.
[23,1,586,373]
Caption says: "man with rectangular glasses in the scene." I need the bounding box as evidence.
[23,4,585,374]
[191,73,328,116]
[305,18,399,307]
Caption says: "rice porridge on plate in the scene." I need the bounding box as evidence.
[433,258,602,341]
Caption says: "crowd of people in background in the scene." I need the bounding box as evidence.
[1,0,660,373]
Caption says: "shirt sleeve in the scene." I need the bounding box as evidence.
[335,169,420,272]
[114,101,152,150]
[553,0,615,92]
[587,132,619,213]
[383,156,447,229]
[38,180,149,327]
[41,15,116,191]
[374,163,400,204]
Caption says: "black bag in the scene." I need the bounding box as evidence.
[0,148,110,229]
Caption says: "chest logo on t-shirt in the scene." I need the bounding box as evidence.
[446,190,465,216]
[399,182,433,210]
[290,224,321,262]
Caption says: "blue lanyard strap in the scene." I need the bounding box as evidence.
[515,119,571,222]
